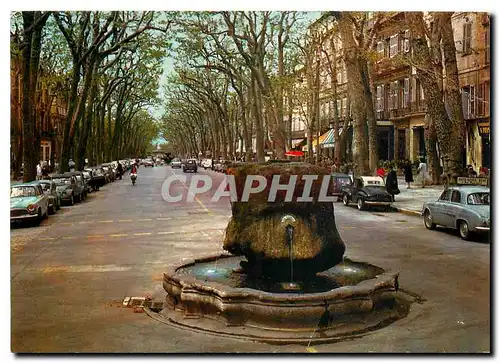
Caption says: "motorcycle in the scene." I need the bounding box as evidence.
[130,173,137,185]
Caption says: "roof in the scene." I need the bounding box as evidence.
[448,186,490,193]
[11,182,38,188]
[359,176,385,185]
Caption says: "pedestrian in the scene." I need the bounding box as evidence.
[403,159,414,189]
[68,158,75,172]
[376,165,385,179]
[416,158,428,188]
[36,163,42,180]
[385,167,400,202]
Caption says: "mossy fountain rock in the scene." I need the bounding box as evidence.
[223,161,345,278]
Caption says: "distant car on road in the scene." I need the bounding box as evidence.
[32,180,60,214]
[422,186,490,240]
[214,160,228,173]
[183,159,198,173]
[341,176,393,211]
[10,183,49,223]
[171,158,182,169]
[144,159,154,167]
[202,159,213,169]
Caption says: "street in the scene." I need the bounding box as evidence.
[11,165,490,353]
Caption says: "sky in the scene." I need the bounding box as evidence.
[151,11,322,144]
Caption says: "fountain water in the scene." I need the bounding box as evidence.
[148,162,411,344]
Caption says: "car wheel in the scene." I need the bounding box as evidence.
[342,194,349,206]
[49,204,56,215]
[37,208,43,223]
[357,198,365,211]
[423,210,436,230]
[70,194,74,206]
[458,220,471,240]
[56,198,61,210]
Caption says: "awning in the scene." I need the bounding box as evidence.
[302,128,343,151]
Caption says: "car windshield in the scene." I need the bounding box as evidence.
[173,158,180,162]
[335,177,351,187]
[11,186,36,198]
[188,160,196,164]
[467,192,490,205]
[52,178,71,184]
[39,183,51,191]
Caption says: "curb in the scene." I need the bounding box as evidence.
[391,207,421,217]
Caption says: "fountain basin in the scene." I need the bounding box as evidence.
[155,254,407,342]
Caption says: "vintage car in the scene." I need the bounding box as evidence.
[183,159,198,173]
[331,172,353,202]
[10,182,49,223]
[50,173,84,205]
[171,158,182,168]
[102,163,117,182]
[341,176,393,211]
[86,167,105,189]
[421,186,490,240]
[82,170,94,194]
[70,171,88,200]
[214,160,228,173]
[32,180,60,214]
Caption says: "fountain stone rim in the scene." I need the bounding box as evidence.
[163,253,399,303]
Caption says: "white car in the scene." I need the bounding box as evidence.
[201,159,213,169]
[171,158,182,168]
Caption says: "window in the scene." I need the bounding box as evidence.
[389,81,399,109]
[376,85,384,111]
[477,83,484,116]
[451,190,462,204]
[389,35,399,57]
[463,21,472,54]
[342,97,347,117]
[467,192,490,205]
[403,78,410,108]
[439,189,452,201]
[462,85,476,118]
[377,41,385,60]
[337,99,341,117]
[403,30,410,53]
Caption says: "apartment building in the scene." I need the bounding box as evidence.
[372,12,427,163]
[10,56,68,168]
[452,12,490,171]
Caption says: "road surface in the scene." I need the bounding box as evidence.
[11,165,490,353]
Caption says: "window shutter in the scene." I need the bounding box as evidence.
[404,78,410,108]
[404,30,410,52]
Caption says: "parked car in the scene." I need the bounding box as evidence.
[214,160,228,173]
[331,172,353,202]
[202,159,213,169]
[171,158,182,168]
[422,186,490,240]
[10,183,49,223]
[82,170,94,194]
[32,180,60,214]
[101,164,116,182]
[87,167,105,189]
[183,159,198,173]
[341,176,393,211]
[50,173,84,205]
[71,171,88,200]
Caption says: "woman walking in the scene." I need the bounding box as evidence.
[403,160,414,189]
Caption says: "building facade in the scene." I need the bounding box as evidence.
[452,12,491,171]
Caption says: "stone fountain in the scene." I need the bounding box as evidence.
[147,162,410,344]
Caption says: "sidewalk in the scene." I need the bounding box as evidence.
[391,177,444,216]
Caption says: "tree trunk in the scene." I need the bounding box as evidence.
[438,12,466,181]
[338,13,369,174]
[251,76,265,162]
